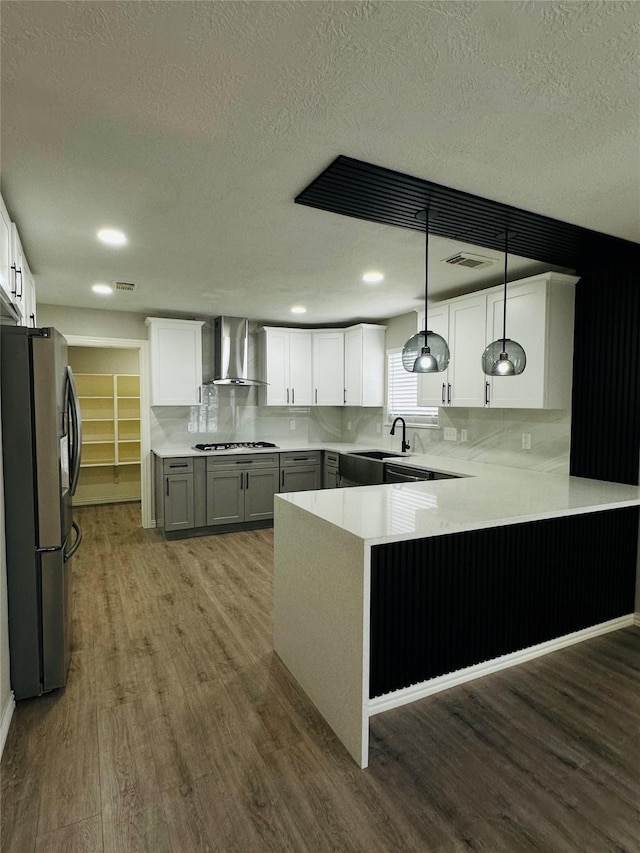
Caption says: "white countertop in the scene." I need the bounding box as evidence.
[152,443,640,544]
[151,441,390,458]
[275,452,640,545]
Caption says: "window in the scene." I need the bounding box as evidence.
[386,349,438,426]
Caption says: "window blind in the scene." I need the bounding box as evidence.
[387,350,438,426]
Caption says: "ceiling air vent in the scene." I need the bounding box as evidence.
[114,281,135,292]
[442,253,495,270]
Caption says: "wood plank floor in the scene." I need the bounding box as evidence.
[2,502,639,852]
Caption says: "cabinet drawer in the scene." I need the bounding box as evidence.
[323,451,339,466]
[280,451,322,467]
[163,457,194,474]
[206,453,279,471]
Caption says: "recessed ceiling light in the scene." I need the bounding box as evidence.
[92,283,113,295]
[97,228,127,246]
[362,271,384,283]
[290,306,306,314]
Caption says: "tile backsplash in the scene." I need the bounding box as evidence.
[151,384,343,448]
[152,385,571,473]
[344,406,572,473]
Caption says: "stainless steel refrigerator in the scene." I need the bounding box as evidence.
[1,326,82,699]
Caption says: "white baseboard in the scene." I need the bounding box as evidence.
[0,691,15,759]
[369,614,635,717]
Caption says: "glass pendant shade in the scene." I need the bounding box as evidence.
[481,338,526,376]
[482,228,527,377]
[402,206,450,374]
[402,330,450,373]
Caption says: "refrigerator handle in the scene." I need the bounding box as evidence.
[64,520,83,562]
[66,367,83,496]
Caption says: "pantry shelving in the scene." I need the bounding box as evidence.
[74,373,141,504]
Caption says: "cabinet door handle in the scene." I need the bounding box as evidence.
[245,472,249,490]
[30,313,35,327]
[286,388,289,404]
[292,388,295,404]
[447,384,451,405]
[10,265,17,297]
[198,387,202,403]
[15,269,22,299]
[240,472,243,490]
[485,381,490,406]
[315,388,318,404]
[442,383,446,405]
[343,389,346,404]
[166,479,170,496]
[281,469,284,488]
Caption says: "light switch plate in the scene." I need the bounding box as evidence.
[460,429,468,443]
[522,432,531,450]
[290,420,296,430]
[444,427,457,441]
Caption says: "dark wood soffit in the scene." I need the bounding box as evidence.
[295,156,639,271]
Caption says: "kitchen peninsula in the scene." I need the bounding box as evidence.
[273,456,640,768]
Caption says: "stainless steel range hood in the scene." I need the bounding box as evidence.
[208,316,264,386]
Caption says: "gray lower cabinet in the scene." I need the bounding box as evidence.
[165,472,195,531]
[280,450,322,493]
[154,455,197,533]
[206,453,280,526]
[323,451,340,489]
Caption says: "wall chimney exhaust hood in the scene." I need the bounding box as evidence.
[208,316,265,386]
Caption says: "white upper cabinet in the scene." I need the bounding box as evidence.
[262,324,384,408]
[417,271,578,411]
[288,330,313,406]
[0,195,37,327]
[0,196,12,306]
[312,330,345,406]
[344,324,386,407]
[10,225,26,323]
[485,273,578,409]
[261,327,313,406]
[23,263,37,327]
[146,317,204,406]
[416,304,451,407]
[417,294,486,408]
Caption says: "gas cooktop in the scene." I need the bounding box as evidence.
[192,441,279,452]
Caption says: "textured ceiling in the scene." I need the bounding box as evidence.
[1,1,638,324]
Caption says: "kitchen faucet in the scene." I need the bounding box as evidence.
[390,416,410,453]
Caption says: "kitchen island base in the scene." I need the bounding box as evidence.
[274,499,639,768]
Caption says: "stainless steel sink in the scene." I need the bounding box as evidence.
[339,450,406,486]
[349,450,405,460]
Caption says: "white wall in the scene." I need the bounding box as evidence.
[0,380,15,755]
[37,304,149,340]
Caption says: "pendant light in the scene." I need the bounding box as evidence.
[402,207,450,373]
[481,229,526,377]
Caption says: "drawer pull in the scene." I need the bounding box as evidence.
[169,463,188,468]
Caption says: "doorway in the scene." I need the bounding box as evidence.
[64,335,152,528]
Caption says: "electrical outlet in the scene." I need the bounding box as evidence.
[347,421,352,431]
[460,429,468,443]
[522,432,531,450]
[376,423,381,434]
[444,427,457,441]
[290,420,296,430]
